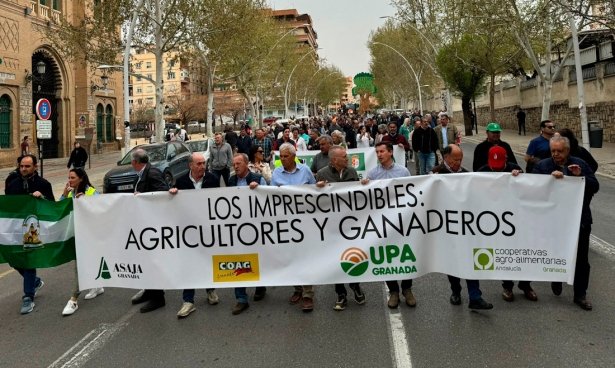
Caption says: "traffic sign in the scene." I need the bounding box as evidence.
[36,119,52,140]
[36,99,52,120]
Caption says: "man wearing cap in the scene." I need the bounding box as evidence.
[434,112,458,164]
[472,123,517,172]
[477,147,536,302]
[430,145,493,310]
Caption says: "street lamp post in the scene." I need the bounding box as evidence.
[372,41,425,115]
[284,48,318,118]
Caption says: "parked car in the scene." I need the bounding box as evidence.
[263,116,282,124]
[184,138,214,164]
[187,121,199,127]
[103,142,191,193]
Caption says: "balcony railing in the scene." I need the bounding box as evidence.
[605,62,615,76]
[39,4,49,18]
[502,79,517,89]
[51,9,60,23]
[520,79,537,90]
[30,2,61,22]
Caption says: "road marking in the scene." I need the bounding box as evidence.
[590,234,615,261]
[383,284,412,368]
[48,305,140,368]
[0,269,14,279]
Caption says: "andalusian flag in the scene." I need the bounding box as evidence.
[0,195,75,268]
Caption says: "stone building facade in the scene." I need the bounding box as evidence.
[0,0,123,168]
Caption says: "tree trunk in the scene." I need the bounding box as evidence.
[154,1,165,143]
[541,79,552,121]
[489,73,496,122]
[206,70,214,137]
[461,97,473,136]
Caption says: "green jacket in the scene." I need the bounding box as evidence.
[434,124,458,151]
[316,164,359,183]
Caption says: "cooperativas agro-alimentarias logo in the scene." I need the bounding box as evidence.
[473,248,494,270]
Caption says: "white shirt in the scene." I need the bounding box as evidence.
[356,134,373,148]
[189,171,204,189]
[296,137,307,151]
[441,126,448,145]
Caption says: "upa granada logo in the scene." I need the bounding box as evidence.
[95,257,143,280]
[341,248,370,276]
[473,248,494,270]
[213,254,260,282]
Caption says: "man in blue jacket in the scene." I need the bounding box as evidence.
[533,136,599,310]
[169,153,220,318]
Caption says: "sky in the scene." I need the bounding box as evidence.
[269,0,397,78]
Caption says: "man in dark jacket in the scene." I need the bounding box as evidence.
[236,127,252,154]
[224,127,238,154]
[316,146,367,311]
[168,153,219,318]
[533,136,599,310]
[227,153,267,315]
[6,154,55,315]
[382,122,410,152]
[273,127,296,150]
[430,145,494,310]
[477,146,536,303]
[472,123,517,172]
[67,142,88,170]
[412,116,439,174]
[129,149,169,313]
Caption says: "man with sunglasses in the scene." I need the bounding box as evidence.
[525,120,555,167]
[472,123,517,172]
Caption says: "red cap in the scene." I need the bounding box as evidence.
[488,146,507,169]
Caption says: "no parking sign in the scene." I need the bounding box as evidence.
[36,98,52,120]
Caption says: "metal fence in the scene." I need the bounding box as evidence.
[606,62,615,76]
[502,79,517,89]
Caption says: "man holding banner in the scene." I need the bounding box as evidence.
[316,146,366,311]
[533,136,599,310]
[271,143,317,311]
[361,142,416,309]
[6,154,55,314]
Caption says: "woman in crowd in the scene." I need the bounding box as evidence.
[248,145,272,184]
[399,118,412,141]
[375,124,387,144]
[332,130,347,149]
[292,128,308,151]
[60,168,102,316]
[356,125,373,148]
[553,128,598,173]
[308,129,321,151]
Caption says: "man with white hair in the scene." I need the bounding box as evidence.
[270,143,317,312]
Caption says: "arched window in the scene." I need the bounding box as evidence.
[96,104,104,142]
[0,95,11,149]
[105,104,113,142]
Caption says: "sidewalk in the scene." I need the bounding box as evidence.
[457,124,615,179]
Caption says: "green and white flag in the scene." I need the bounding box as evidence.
[0,195,75,269]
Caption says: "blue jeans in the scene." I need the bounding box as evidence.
[15,268,40,299]
[235,288,249,304]
[183,288,215,303]
[448,275,482,300]
[418,152,436,175]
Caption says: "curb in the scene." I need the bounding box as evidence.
[461,136,615,180]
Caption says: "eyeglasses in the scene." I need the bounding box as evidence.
[545,126,556,130]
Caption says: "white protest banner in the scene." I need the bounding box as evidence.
[275,146,406,179]
[75,173,584,290]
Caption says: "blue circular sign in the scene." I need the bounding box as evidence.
[36,99,52,120]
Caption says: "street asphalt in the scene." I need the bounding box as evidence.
[0,141,614,368]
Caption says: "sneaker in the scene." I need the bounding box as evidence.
[177,302,196,318]
[402,288,416,307]
[334,295,348,311]
[207,290,219,305]
[388,292,399,308]
[62,300,78,316]
[468,298,494,310]
[232,302,249,315]
[34,280,44,296]
[85,287,104,300]
[350,285,366,305]
[21,297,35,315]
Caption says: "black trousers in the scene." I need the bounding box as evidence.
[335,283,360,296]
[386,279,413,293]
[552,224,591,299]
[502,280,531,290]
[518,122,526,135]
[145,289,165,301]
[212,167,230,186]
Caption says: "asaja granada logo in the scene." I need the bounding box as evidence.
[95,257,143,279]
[473,248,494,270]
[341,245,417,277]
[213,254,260,282]
[340,248,370,276]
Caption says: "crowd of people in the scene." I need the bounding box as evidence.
[3,111,599,319]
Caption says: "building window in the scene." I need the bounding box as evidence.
[0,95,12,148]
[168,72,175,80]
[146,86,153,93]
[147,74,153,80]
[137,99,142,104]
[136,76,142,81]
[146,62,152,69]
[136,87,142,93]
[146,98,154,102]
[105,105,113,142]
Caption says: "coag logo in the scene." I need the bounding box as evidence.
[473,248,494,270]
[340,248,369,276]
[96,257,111,280]
[213,254,260,282]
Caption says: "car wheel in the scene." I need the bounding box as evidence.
[164,172,174,187]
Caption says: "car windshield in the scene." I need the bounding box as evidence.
[186,140,208,153]
[119,146,167,165]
